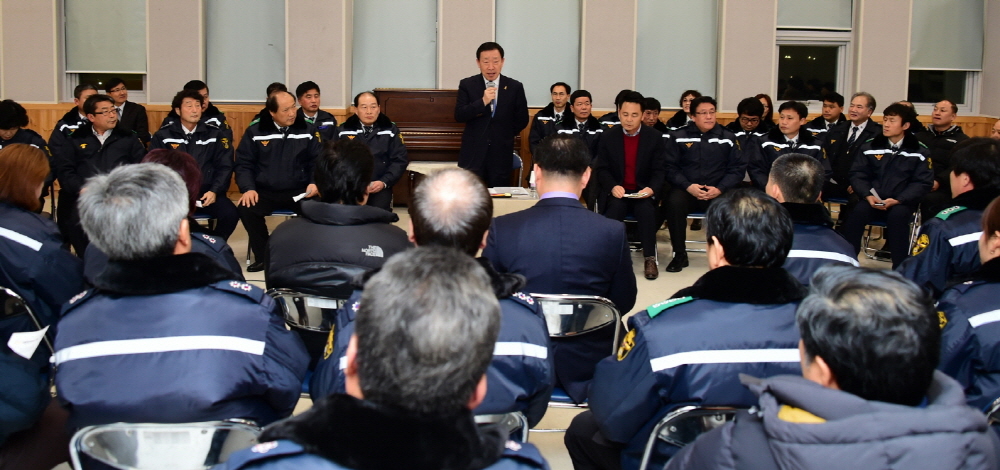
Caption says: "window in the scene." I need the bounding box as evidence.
[495,0,581,107]
[635,0,718,107]
[774,31,852,110]
[907,0,983,112]
[205,0,285,102]
[352,0,437,97]
[64,0,147,101]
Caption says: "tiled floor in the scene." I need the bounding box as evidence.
[51,202,887,470]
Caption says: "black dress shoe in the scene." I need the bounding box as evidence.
[690,220,702,231]
[247,261,266,272]
[666,254,689,273]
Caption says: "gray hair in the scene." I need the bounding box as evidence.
[355,246,501,414]
[851,91,876,111]
[78,163,189,260]
[797,265,938,406]
[409,168,492,256]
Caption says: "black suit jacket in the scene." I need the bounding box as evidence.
[594,125,667,209]
[454,74,529,171]
[824,118,881,190]
[482,196,637,402]
[117,101,150,145]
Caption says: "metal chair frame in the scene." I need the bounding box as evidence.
[267,288,345,398]
[862,208,921,262]
[638,405,742,470]
[683,213,707,254]
[475,412,529,442]
[69,419,261,470]
[245,210,297,265]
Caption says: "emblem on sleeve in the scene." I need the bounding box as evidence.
[912,234,930,256]
[202,234,216,244]
[505,440,522,451]
[617,329,636,361]
[323,328,335,360]
[251,442,279,454]
[937,311,948,329]
[69,291,88,304]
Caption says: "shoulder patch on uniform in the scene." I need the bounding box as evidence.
[912,233,930,256]
[935,205,967,220]
[617,328,637,361]
[938,311,948,329]
[647,296,694,319]
[209,280,265,303]
[223,440,305,469]
[248,117,260,126]
[508,291,537,310]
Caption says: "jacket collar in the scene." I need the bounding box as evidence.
[926,125,963,137]
[94,252,238,295]
[259,394,506,470]
[258,110,309,132]
[167,119,210,135]
[869,130,920,151]
[61,107,87,124]
[674,265,805,304]
[767,127,817,145]
[299,200,399,226]
[342,113,392,131]
[70,122,132,142]
[560,115,601,130]
[782,202,834,227]
[951,187,1000,212]
[967,257,1000,284]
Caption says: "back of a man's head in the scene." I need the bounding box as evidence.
[314,139,374,205]
[797,266,938,406]
[769,153,825,204]
[950,137,1000,193]
[705,188,793,268]
[355,246,500,414]
[534,135,590,181]
[78,163,189,261]
[409,168,492,256]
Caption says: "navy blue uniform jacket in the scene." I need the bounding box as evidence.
[590,267,804,470]
[483,196,636,403]
[150,121,234,196]
[54,253,309,428]
[938,257,1000,411]
[665,123,746,191]
[897,188,999,297]
[454,74,529,175]
[781,203,858,286]
[850,133,933,206]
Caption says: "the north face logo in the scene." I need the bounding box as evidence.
[361,245,384,257]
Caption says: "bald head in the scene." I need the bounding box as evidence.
[409,168,493,255]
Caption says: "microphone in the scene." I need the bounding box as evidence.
[487,81,497,115]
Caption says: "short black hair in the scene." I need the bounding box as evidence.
[643,97,661,113]
[534,135,591,180]
[171,89,205,111]
[550,82,571,95]
[295,81,320,99]
[798,266,939,406]
[570,90,592,106]
[0,100,30,129]
[265,91,294,113]
[83,94,114,115]
[74,83,98,100]
[939,99,958,114]
[689,96,717,114]
[736,97,764,118]
[705,188,793,268]
[950,137,1000,192]
[476,41,504,59]
[883,103,916,124]
[769,153,825,203]
[315,139,374,205]
[679,90,702,107]
[353,91,379,107]
[183,80,208,93]
[822,92,845,108]
[778,101,809,120]
[614,89,633,109]
[620,91,645,110]
[104,78,126,93]
[266,82,288,98]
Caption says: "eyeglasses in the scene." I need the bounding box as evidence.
[108,87,127,93]
[695,111,716,116]
[93,108,117,116]
[739,117,760,124]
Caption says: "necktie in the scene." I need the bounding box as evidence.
[848,126,859,145]
[554,112,562,123]
[305,116,315,124]
[578,122,586,132]
[789,140,798,149]
[487,81,497,117]
[117,107,122,118]
[364,126,373,136]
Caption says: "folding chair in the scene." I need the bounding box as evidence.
[69,419,260,470]
[862,208,921,261]
[638,406,742,470]
[267,288,346,396]
[512,153,524,187]
[246,209,297,265]
[191,213,217,232]
[475,412,529,442]
[684,212,707,253]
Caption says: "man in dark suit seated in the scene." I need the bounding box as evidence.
[104,77,150,146]
[455,42,529,187]
[593,91,668,280]
[483,135,636,404]
[822,91,882,228]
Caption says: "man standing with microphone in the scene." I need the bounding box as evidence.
[455,42,529,187]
